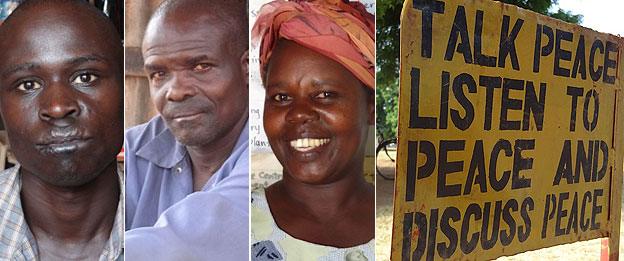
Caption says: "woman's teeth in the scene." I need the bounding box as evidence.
[290,138,330,152]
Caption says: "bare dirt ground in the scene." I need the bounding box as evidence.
[375,151,624,260]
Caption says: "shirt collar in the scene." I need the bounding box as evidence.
[102,165,124,260]
[136,116,249,169]
[135,116,187,168]
[233,120,250,154]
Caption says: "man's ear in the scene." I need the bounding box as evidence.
[240,50,249,88]
[367,89,375,125]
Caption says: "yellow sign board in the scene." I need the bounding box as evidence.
[392,0,624,260]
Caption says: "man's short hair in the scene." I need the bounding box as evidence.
[0,0,122,67]
[1,0,114,34]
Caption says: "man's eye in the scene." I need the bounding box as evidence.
[72,73,99,84]
[150,71,166,80]
[315,91,334,99]
[272,93,290,102]
[193,63,212,72]
[16,81,42,92]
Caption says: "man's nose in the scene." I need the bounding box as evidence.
[165,71,198,102]
[38,82,80,125]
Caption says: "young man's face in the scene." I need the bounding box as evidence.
[0,5,123,186]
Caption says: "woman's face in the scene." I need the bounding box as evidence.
[263,40,373,185]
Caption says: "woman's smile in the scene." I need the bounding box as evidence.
[289,137,331,152]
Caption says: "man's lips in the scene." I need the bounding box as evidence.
[170,111,204,121]
[36,137,92,154]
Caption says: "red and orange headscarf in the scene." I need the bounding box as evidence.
[252,0,375,89]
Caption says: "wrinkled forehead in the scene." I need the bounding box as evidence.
[142,13,230,54]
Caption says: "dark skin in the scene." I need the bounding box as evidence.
[0,1,123,260]
[263,40,374,247]
[143,5,249,191]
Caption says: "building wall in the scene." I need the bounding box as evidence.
[124,0,163,129]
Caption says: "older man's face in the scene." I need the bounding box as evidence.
[142,15,248,147]
[0,6,123,186]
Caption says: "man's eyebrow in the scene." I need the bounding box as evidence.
[1,55,109,79]
[187,55,213,66]
[68,55,108,66]
[265,81,285,90]
[144,63,166,72]
[1,63,39,78]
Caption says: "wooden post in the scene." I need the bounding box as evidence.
[608,69,624,260]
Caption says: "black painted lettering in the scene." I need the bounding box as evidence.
[438,140,464,197]
[533,24,554,72]
[413,0,445,58]
[589,40,604,82]
[460,203,481,254]
[451,73,476,130]
[554,29,573,77]
[479,76,502,130]
[566,192,579,235]
[406,141,418,201]
[402,212,415,261]
[554,140,572,185]
[410,67,437,129]
[566,86,583,131]
[576,140,594,183]
[498,15,523,70]
[474,10,497,67]
[522,81,546,131]
[464,140,487,195]
[555,192,569,236]
[412,212,429,261]
[595,140,608,182]
[437,207,460,258]
[580,191,591,231]
[603,41,617,84]
[427,209,439,261]
[582,89,599,131]
[590,189,603,230]
[418,140,436,179]
[500,79,523,130]
[500,199,518,246]
[541,194,556,238]
[571,35,587,80]
[518,197,533,242]
[481,201,502,249]
[489,139,512,191]
[512,139,533,189]
[445,6,472,63]
[440,71,450,129]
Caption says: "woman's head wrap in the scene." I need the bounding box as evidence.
[252,0,375,89]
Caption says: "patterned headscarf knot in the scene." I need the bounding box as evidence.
[252,0,375,89]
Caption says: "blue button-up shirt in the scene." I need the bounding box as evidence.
[124,116,249,260]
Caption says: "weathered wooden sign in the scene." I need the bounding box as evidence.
[391,0,624,260]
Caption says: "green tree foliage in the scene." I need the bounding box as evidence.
[376,0,582,139]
